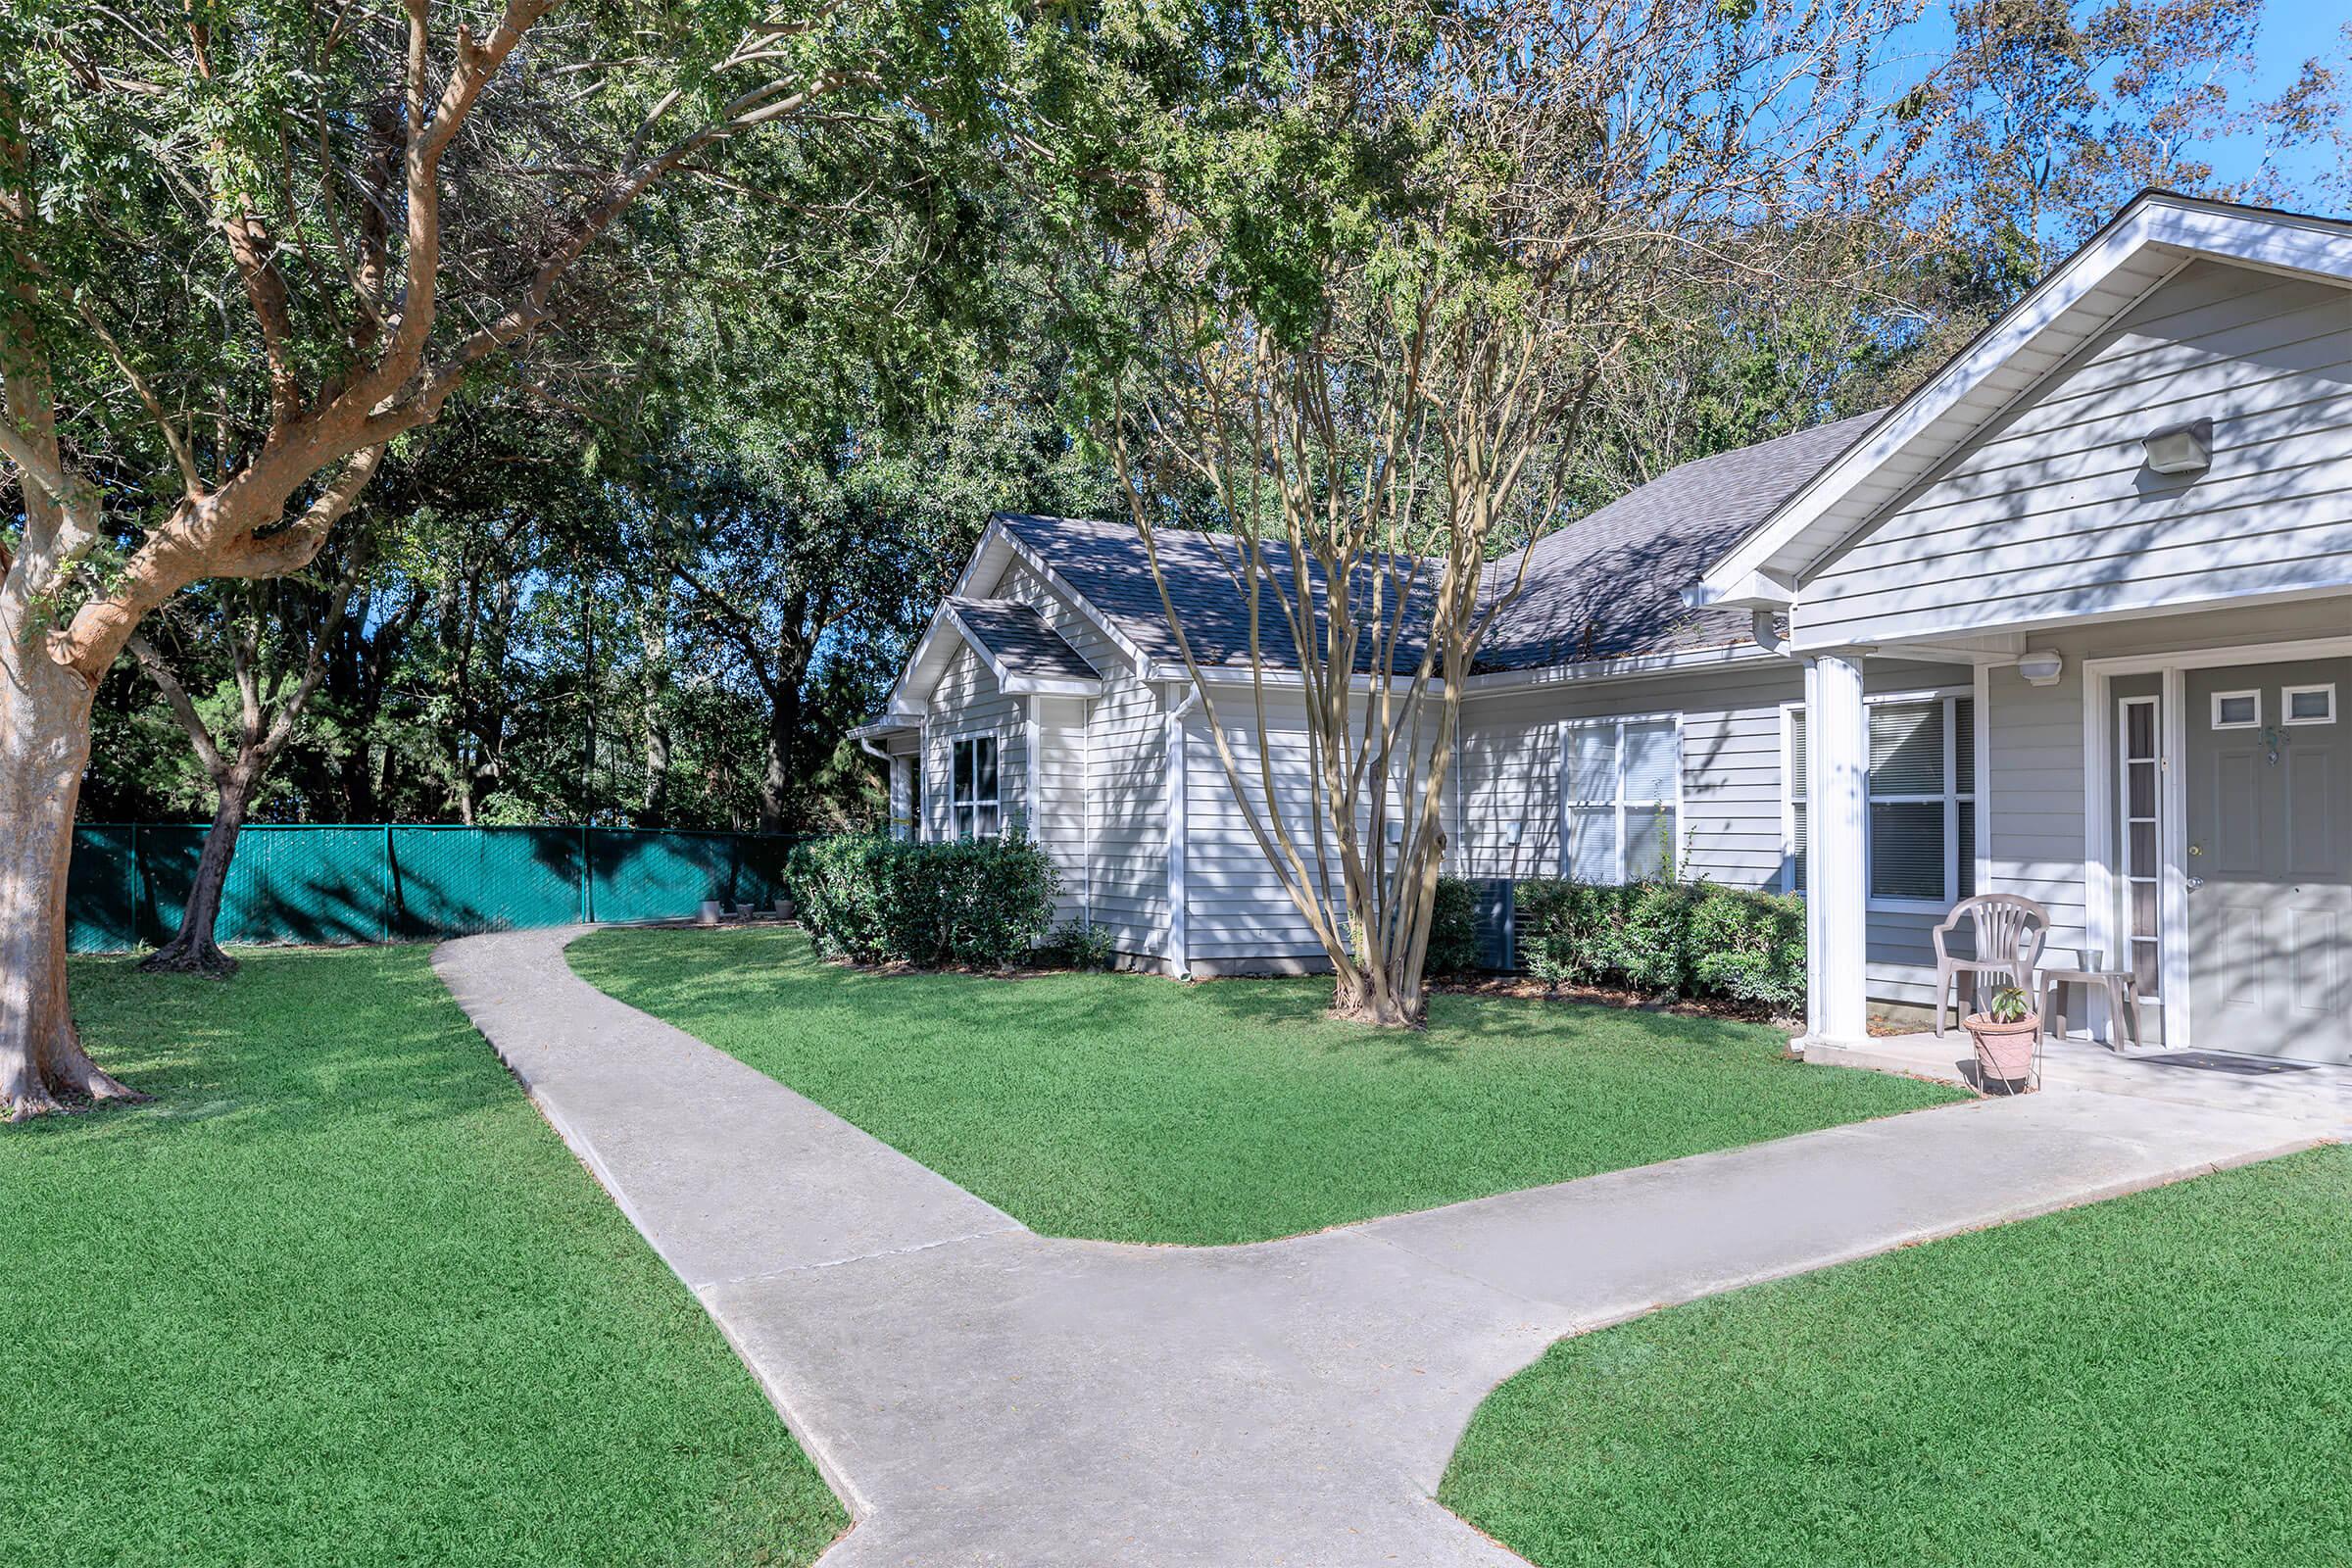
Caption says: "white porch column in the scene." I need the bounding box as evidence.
[889,755,913,841]
[1808,651,1870,1042]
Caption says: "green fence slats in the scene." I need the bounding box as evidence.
[64,824,140,954]
[66,824,804,954]
[389,826,585,938]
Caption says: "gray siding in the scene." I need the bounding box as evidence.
[1181,693,1429,966]
[986,560,1168,962]
[1030,695,1089,926]
[1455,657,1972,1006]
[1799,259,2352,647]
[921,644,1027,840]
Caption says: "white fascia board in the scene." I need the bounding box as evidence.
[880,603,964,716]
[982,515,1156,675]
[1700,193,2352,596]
[1000,675,1104,698]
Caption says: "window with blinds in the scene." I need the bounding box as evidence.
[1786,695,1976,906]
[1563,715,1681,884]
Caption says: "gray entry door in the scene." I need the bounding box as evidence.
[2184,660,2352,1063]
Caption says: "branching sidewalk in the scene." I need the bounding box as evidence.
[437,926,2325,1568]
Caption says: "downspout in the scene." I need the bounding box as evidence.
[1165,683,1202,979]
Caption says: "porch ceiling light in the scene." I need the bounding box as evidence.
[2019,650,2064,686]
[2141,416,2213,475]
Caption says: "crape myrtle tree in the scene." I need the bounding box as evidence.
[0,0,1017,1117]
[1080,0,1935,1026]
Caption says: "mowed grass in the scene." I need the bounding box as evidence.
[1441,1146,2352,1568]
[2,947,846,1568]
[568,927,1962,1246]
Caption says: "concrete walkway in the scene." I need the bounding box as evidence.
[435,927,2328,1568]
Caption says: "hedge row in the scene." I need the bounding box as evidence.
[785,832,1057,969]
[1511,877,1805,1011]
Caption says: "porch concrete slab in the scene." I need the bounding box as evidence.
[437,926,2332,1567]
[1814,1032,2352,1133]
[432,926,1020,1289]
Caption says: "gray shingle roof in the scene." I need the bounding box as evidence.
[1472,412,1883,671]
[996,513,1434,674]
[994,411,1880,678]
[946,597,1102,684]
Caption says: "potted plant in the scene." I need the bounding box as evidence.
[1965,985,2039,1095]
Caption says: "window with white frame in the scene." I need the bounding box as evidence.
[1787,694,1975,906]
[951,735,1000,839]
[1562,715,1681,884]
[2282,683,2336,725]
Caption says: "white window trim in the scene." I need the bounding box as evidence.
[950,730,1004,840]
[2209,689,2261,729]
[1558,710,1685,885]
[1783,688,1976,913]
[2281,682,2336,725]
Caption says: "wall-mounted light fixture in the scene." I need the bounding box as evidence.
[2019,650,2065,687]
[2142,416,2213,476]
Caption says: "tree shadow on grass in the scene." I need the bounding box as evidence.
[25,947,528,1154]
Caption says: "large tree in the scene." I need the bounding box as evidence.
[1082,0,1934,1025]
[0,0,1010,1116]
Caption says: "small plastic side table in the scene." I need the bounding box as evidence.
[2040,967,2143,1051]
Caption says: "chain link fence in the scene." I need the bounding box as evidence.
[66,824,806,954]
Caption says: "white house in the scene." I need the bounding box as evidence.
[857,192,2352,1066]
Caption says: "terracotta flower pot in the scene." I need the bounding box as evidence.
[1964,1012,2039,1093]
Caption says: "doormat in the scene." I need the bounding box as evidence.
[2139,1052,2320,1076]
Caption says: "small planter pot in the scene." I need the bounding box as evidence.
[1964,1013,2040,1095]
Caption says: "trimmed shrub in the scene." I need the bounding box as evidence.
[785,832,1056,969]
[1050,918,1118,972]
[1512,877,1803,1012]
[1426,876,1483,975]
[1685,882,1807,1011]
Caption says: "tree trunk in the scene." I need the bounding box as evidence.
[0,634,142,1118]
[757,691,798,834]
[643,719,671,827]
[140,767,254,977]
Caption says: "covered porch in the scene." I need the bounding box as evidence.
[1686,193,2352,1072]
[1794,597,2352,1069]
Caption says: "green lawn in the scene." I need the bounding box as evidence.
[568,927,1962,1246]
[3,947,846,1568]
[1441,1146,2352,1568]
